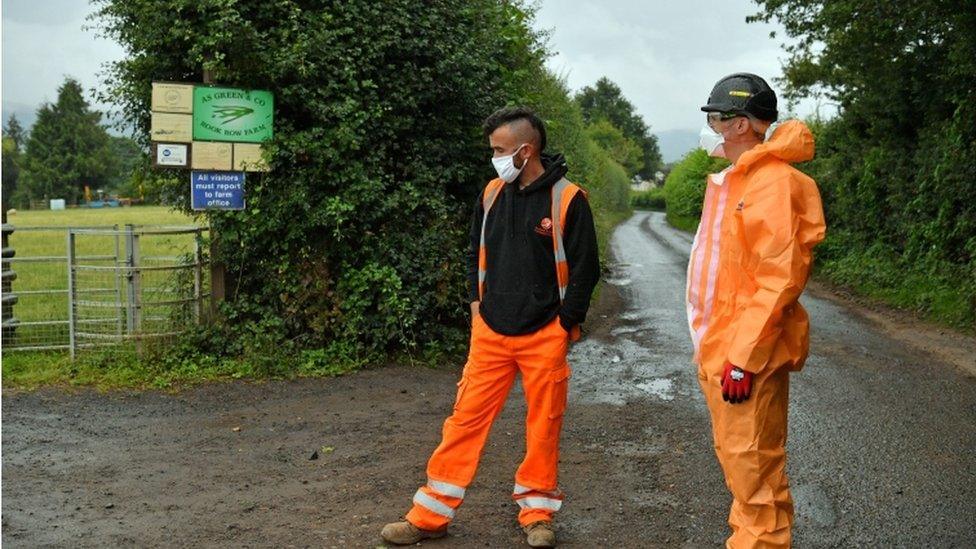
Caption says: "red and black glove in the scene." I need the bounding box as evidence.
[721,361,753,404]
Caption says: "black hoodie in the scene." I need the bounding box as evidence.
[467,153,600,336]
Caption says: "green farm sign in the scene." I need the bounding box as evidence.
[192,86,274,143]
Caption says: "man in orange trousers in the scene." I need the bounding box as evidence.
[382,106,600,548]
[689,73,826,548]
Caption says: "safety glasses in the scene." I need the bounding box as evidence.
[706,112,741,130]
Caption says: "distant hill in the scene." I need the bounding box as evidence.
[655,128,699,164]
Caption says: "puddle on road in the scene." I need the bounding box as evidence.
[603,262,642,286]
[569,326,689,406]
[618,311,644,322]
[635,378,674,401]
[570,216,704,413]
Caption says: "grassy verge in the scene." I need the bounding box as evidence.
[815,235,975,332]
[1,351,200,391]
[593,207,632,264]
[2,344,367,392]
[664,212,698,233]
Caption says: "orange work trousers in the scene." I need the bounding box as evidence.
[405,314,571,531]
[699,365,794,549]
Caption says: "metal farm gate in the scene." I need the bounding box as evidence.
[2,225,209,357]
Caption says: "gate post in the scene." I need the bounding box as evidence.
[202,65,227,317]
[67,230,77,359]
[124,225,143,354]
[124,225,137,336]
[1,208,17,342]
[113,224,123,337]
[194,232,203,322]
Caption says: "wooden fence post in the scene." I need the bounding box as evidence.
[1,207,18,342]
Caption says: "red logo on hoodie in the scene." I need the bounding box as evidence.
[535,217,553,236]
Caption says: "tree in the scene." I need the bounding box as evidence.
[91,0,561,352]
[585,119,643,175]
[91,0,638,361]
[2,115,26,209]
[751,0,976,328]
[21,78,115,204]
[575,77,662,178]
[2,137,20,210]
[107,136,145,194]
[3,115,27,152]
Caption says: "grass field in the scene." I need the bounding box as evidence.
[4,206,202,351]
[9,205,197,228]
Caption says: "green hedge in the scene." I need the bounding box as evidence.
[631,187,665,211]
[748,0,976,331]
[94,0,634,371]
[662,149,728,231]
[804,114,976,330]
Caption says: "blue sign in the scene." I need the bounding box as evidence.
[191,171,245,210]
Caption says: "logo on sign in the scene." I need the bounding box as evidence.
[164,89,182,106]
[156,143,188,167]
[193,87,273,143]
[212,106,255,125]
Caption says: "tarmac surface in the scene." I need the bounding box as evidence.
[3,210,975,547]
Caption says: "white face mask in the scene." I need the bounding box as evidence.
[491,144,527,183]
[699,125,726,158]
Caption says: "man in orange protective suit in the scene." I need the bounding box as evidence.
[381,106,600,548]
[689,73,826,548]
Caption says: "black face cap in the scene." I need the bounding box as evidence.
[701,72,778,122]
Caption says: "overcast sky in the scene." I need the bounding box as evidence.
[2,0,825,158]
[534,0,823,132]
[2,0,125,127]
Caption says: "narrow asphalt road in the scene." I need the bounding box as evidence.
[583,210,976,547]
[2,210,974,548]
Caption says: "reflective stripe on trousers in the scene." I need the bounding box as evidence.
[412,489,456,519]
[513,483,564,512]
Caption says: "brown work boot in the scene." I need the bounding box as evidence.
[380,520,447,545]
[523,521,557,547]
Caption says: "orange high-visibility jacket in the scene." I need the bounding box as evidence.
[690,120,826,376]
